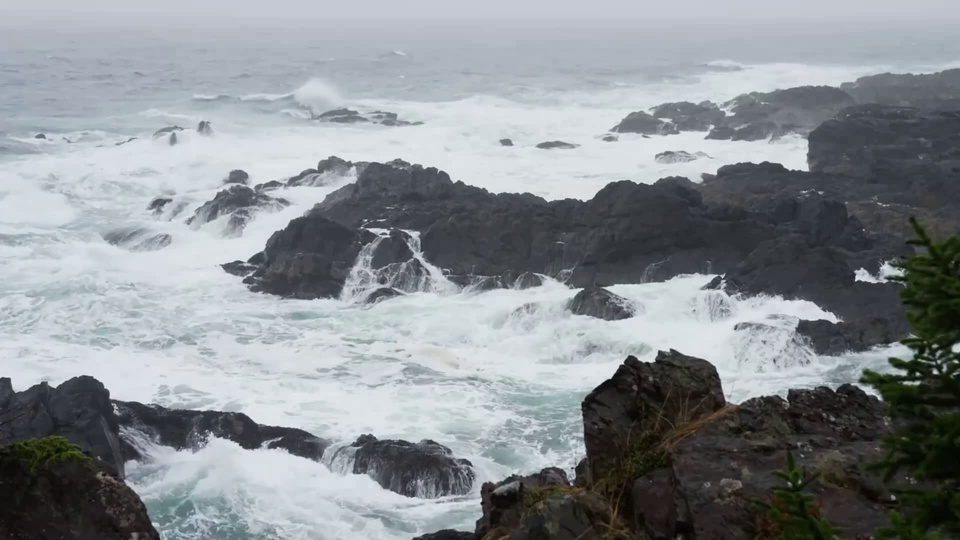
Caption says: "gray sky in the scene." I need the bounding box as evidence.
[2,0,959,21]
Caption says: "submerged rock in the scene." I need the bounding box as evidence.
[601,134,618,142]
[536,141,579,150]
[567,287,636,321]
[187,185,289,235]
[364,287,403,304]
[315,108,420,127]
[650,100,725,131]
[147,197,173,213]
[334,435,475,499]
[102,226,172,252]
[655,150,709,164]
[113,400,330,462]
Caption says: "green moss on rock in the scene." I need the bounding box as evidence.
[1,436,93,471]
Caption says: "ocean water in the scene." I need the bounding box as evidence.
[2,18,957,539]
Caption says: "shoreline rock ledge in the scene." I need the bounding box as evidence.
[414,349,902,540]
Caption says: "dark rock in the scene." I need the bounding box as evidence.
[167,132,178,146]
[255,180,285,192]
[567,287,636,321]
[581,351,725,483]
[514,272,544,290]
[113,400,330,462]
[188,185,289,235]
[377,258,436,293]
[333,435,475,498]
[102,226,172,252]
[796,317,908,355]
[238,213,371,299]
[365,287,403,304]
[476,467,571,537]
[499,138,514,147]
[316,155,354,177]
[152,126,183,138]
[447,274,504,292]
[536,141,579,150]
[318,108,367,123]
[0,447,160,540]
[650,101,725,131]
[115,137,138,146]
[412,531,474,540]
[0,376,125,478]
[509,490,615,540]
[316,108,419,126]
[34,133,46,140]
[610,111,679,135]
[221,260,257,277]
[722,85,855,136]
[655,150,701,164]
[730,121,781,141]
[840,68,960,108]
[601,134,618,142]
[224,169,249,185]
[370,229,415,270]
[197,120,213,136]
[147,197,173,213]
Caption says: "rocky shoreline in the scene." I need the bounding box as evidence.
[4,67,960,538]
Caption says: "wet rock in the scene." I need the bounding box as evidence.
[730,121,781,141]
[655,150,708,164]
[601,134,618,142]
[102,226,172,252]
[732,321,815,371]
[197,120,213,136]
[722,85,856,136]
[412,531,474,540]
[610,111,679,135]
[113,400,330,462]
[0,446,160,540]
[147,197,173,213]
[536,141,579,150]
[221,260,258,277]
[499,138,514,147]
[370,229,415,270]
[335,435,475,499]
[237,213,372,299]
[650,100,725,131]
[364,287,403,304]
[514,272,544,290]
[705,126,736,140]
[378,258,436,293]
[316,155,354,177]
[167,132,178,146]
[567,287,636,321]
[255,180,285,192]
[795,317,907,355]
[188,185,289,234]
[317,108,368,123]
[115,137,138,146]
[316,108,420,126]
[34,133,46,140]
[152,126,183,138]
[224,169,249,185]
[0,376,125,478]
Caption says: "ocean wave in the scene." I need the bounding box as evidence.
[192,93,233,102]
[188,79,340,115]
[703,59,746,71]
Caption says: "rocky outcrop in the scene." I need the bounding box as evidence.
[371,229,415,269]
[514,272,544,290]
[330,435,475,499]
[113,400,330,462]
[0,440,160,540]
[610,111,679,135]
[102,225,172,252]
[238,214,373,299]
[840,68,960,109]
[187,185,290,235]
[197,120,213,136]
[315,108,421,127]
[285,156,355,188]
[649,101,725,132]
[364,287,403,304]
[536,141,579,150]
[420,351,899,540]
[0,376,125,478]
[567,287,636,321]
[722,85,855,135]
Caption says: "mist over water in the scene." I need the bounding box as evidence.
[0,19,945,539]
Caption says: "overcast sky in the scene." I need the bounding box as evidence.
[2,0,959,22]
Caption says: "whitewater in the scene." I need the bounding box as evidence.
[2,21,959,539]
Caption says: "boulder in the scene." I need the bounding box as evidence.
[113,400,330,462]
[567,287,636,321]
[34,133,46,140]
[167,132,178,146]
[236,213,372,299]
[221,260,258,277]
[601,134,618,142]
[197,120,214,136]
[0,441,160,540]
[331,435,475,498]
[102,226,172,252]
[475,467,572,537]
[0,376,125,478]
[147,197,172,213]
[649,101,725,131]
[536,141,579,150]
[224,169,249,185]
[316,108,420,126]
[499,138,514,147]
[610,111,679,135]
[514,272,544,290]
